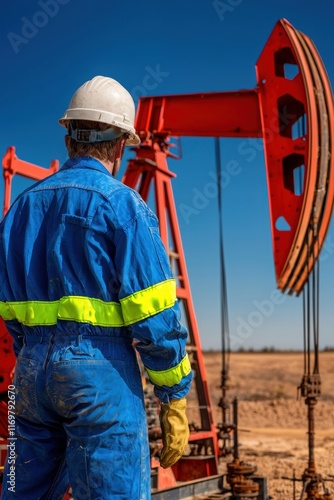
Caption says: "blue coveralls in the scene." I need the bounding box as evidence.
[0,157,193,500]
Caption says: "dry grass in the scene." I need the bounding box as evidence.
[201,351,334,499]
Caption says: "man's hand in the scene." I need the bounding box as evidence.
[159,397,189,469]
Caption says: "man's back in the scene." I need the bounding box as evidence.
[0,156,151,303]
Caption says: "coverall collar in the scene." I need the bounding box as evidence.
[61,156,112,176]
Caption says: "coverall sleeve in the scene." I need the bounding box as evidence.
[114,209,193,403]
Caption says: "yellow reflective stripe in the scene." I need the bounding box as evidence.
[120,279,176,326]
[0,279,176,327]
[0,300,59,324]
[0,302,12,321]
[59,297,124,326]
[145,354,192,388]
[0,297,124,327]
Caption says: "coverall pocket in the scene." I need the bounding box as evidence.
[50,357,141,425]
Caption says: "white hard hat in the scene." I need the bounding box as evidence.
[59,76,140,146]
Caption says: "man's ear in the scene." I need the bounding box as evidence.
[114,135,127,161]
[65,134,71,148]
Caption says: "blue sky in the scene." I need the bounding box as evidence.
[1,0,334,350]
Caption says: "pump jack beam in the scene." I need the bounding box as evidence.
[134,19,334,295]
[135,90,261,139]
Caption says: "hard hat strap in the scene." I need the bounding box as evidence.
[70,127,124,143]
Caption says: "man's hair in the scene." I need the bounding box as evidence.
[66,120,123,161]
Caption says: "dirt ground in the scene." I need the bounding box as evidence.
[200,351,334,499]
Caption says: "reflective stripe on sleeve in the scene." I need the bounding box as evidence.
[145,354,192,388]
[120,279,176,326]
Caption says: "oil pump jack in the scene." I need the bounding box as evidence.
[0,18,333,500]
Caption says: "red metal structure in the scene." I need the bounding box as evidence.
[257,20,334,295]
[131,19,334,297]
[1,18,333,499]
[2,146,59,215]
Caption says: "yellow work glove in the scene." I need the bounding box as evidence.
[159,397,189,469]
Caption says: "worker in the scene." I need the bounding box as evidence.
[0,76,193,499]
